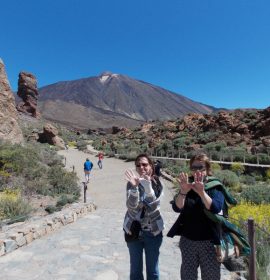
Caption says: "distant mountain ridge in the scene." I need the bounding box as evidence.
[38,72,217,129]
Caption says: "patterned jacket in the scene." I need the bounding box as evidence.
[123,178,164,236]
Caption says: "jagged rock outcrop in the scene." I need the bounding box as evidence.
[0,59,23,144]
[17,71,40,118]
[38,123,65,149]
[141,123,154,133]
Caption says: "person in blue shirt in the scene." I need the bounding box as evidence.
[83,158,93,183]
[167,153,224,280]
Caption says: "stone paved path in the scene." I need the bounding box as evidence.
[0,148,231,279]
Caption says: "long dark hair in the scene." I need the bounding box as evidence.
[135,154,162,197]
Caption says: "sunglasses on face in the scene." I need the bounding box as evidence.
[190,165,206,171]
[136,163,149,168]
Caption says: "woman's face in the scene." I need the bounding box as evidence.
[190,160,207,176]
[135,157,152,177]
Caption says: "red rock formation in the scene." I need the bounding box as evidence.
[16,71,40,118]
[38,123,65,149]
[0,59,24,144]
[141,123,154,133]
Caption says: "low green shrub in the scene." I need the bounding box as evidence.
[76,140,88,151]
[256,231,270,280]
[0,192,32,221]
[266,168,270,180]
[125,151,138,162]
[211,162,221,171]
[163,161,189,177]
[213,169,241,192]
[240,184,270,204]
[239,174,256,185]
[251,171,263,182]
[230,162,245,176]
[47,166,80,196]
[165,165,181,177]
[56,195,68,207]
[56,194,77,207]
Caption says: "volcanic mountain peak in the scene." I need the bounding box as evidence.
[38,73,217,129]
[99,71,119,83]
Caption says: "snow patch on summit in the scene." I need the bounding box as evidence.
[99,72,119,83]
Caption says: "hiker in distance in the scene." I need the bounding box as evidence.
[123,154,164,280]
[97,151,104,169]
[167,153,225,280]
[83,158,93,183]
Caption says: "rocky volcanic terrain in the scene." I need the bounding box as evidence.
[99,107,270,157]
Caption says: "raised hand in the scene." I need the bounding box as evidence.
[192,171,205,195]
[125,169,140,187]
[140,174,151,182]
[177,172,192,194]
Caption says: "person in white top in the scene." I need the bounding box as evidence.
[123,154,164,280]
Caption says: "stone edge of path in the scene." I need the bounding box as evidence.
[0,202,96,257]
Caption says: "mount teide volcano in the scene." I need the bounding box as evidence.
[38,72,216,129]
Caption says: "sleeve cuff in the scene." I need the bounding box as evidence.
[130,188,138,194]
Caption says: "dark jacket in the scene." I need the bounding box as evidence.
[167,186,224,244]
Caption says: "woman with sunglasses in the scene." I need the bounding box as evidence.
[123,154,164,280]
[167,153,225,280]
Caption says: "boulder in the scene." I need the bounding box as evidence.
[0,59,24,144]
[235,123,249,134]
[38,123,65,149]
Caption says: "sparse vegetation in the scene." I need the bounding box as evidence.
[0,141,80,222]
[240,184,270,204]
[0,189,32,221]
[213,169,241,192]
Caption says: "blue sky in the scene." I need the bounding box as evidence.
[1,0,270,109]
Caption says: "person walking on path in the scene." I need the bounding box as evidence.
[83,158,93,183]
[97,152,104,169]
[123,154,164,280]
[167,153,225,280]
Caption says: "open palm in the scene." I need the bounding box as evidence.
[125,169,140,187]
[178,172,192,193]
